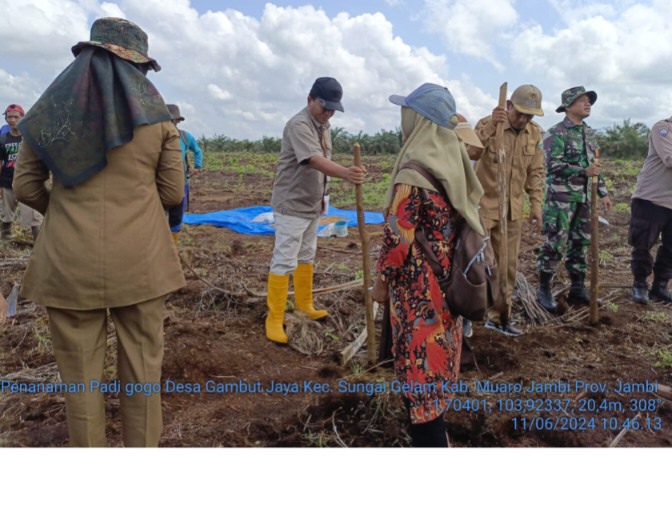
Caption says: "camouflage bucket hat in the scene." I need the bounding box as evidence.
[72,17,161,72]
[556,86,597,113]
[167,104,185,122]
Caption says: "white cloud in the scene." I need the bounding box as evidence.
[207,84,232,101]
[119,1,465,138]
[9,0,670,139]
[422,0,519,71]
[0,69,45,105]
[2,0,473,138]
[2,0,90,71]
[511,0,672,123]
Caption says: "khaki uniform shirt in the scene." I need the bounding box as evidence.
[271,107,331,219]
[633,118,672,210]
[472,116,545,221]
[13,121,186,309]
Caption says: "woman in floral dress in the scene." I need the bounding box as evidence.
[372,84,485,447]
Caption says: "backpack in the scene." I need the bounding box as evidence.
[401,161,498,321]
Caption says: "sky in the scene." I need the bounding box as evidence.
[1,0,671,140]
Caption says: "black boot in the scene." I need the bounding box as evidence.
[650,277,672,304]
[0,222,11,240]
[31,225,40,240]
[568,271,590,304]
[568,270,602,306]
[537,271,557,313]
[631,280,649,305]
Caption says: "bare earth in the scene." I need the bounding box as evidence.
[1,155,671,447]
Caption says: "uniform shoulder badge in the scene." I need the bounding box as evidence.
[659,128,669,138]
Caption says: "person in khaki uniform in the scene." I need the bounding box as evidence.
[13,17,185,447]
[467,85,545,337]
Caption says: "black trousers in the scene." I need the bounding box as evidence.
[409,416,449,447]
[629,198,672,282]
[404,399,449,447]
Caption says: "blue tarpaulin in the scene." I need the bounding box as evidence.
[183,206,384,236]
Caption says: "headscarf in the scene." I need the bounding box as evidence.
[384,107,485,235]
[18,47,171,188]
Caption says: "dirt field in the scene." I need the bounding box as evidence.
[1,153,671,447]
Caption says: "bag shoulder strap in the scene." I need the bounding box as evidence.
[179,129,188,147]
[399,161,447,201]
[399,161,447,280]
[178,130,190,172]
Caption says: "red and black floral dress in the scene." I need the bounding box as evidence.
[377,183,462,424]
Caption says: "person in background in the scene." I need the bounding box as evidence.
[13,17,185,447]
[629,116,672,304]
[166,104,203,244]
[0,104,43,240]
[536,86,612,312]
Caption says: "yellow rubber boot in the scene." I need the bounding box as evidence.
[171,231,179,245]
[293,263,328,320]
[265,273,289,344]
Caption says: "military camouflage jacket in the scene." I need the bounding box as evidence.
[543,117,608,203]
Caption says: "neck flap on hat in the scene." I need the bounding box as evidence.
[19,47,171,188]
[385,107,485,235]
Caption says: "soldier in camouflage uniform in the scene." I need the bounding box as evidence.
[536,86,612,312]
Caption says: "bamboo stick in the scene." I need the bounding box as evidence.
[354,143,377,364]
[495,82,510,325]
[590,149,600,325]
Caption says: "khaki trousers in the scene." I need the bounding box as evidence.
[482,217,522,324]
[0,186,44,226]
[47,296,165,447]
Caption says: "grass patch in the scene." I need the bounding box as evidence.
[599,250,613,264]
[606,301,619,313]
[655,350,672,369]
[643,312,667,322]
[330,173,390,211]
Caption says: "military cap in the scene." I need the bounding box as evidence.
[510,85,544,116]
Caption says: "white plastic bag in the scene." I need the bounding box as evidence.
[252,212,275,224]
[318,223,336,238]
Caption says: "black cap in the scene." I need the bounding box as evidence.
[309,77,344,112]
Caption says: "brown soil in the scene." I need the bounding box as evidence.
[1,157,671,447]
